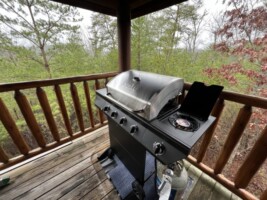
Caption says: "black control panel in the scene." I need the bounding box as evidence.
[95,89,188,164]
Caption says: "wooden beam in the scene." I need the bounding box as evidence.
[70,83,85,132]
[131,0,187,19]
[0,145,9,163]
[234,125,267,188]
[214,105,252,174]
[95,80,105,124]
[0,98,30,155]
[0,123,108,170]
[54,85,73,136]
[197,98,225,162]
[0,72,118,93]
[187,155,258,200]
[261,189,267,200]
[117,0,131,71]
[37,87,61,142]
[184,82,267,109]
[14,91,46,148]
[51,0,116,16]
[84,81,95,128]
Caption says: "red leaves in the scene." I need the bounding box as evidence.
[204,63,244,85]
[261,65,267,72]
[213,42,229,52]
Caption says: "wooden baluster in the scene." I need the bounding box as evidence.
[261,189,267,200]
[105,78,109,86]
[234,125,267,188]
[14,91,46,148]
[197,98,225,162]
[54,85,73,136]
[83,81,95,128]
[214,105,252,174]
[37,87,60,142]
[0,145,9,163]
[0,98,30,155]
[70,83,85,132]
[95,79,105,124]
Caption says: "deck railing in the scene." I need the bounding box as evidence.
[0,73,266,199]
[183,83,267,200]
[0,72,117,170]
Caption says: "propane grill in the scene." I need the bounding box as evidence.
[95,70,223,199]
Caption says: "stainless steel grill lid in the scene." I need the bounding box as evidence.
[106,70,184,120]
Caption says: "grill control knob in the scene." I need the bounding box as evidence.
[130,125,138,135]
[103,106,110,112]
[111,111,118,118]
[153,142,166,156]
[119,117,127,125]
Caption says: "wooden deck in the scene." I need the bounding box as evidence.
[0,126,242,200]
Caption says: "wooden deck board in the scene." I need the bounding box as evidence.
[209,182,232,200]
[102,189,120,200]
[0,127,108,194]
[0,126,240,200]
[81,178,115,200]
[37,157,104,200]
[0,126,112,200]
[187,172,216,200]
[58,170,107,200]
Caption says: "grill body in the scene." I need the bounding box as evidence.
[95,70,223,199]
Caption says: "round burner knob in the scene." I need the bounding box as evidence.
[119,117,127,125]
[103,106,110,112]
[130,125,138,135]
[111,111,118,118]
[153,142,166,156]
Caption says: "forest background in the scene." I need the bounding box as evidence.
[0,0,266,197]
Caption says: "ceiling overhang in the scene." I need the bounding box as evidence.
[51,0,187,19]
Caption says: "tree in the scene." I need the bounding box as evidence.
[181,1,207,53]
[131,16,154,70]
[208,12,227,45]
[206,0,267,95]
[204,0,267,160]
[88,13,117,57]
[150,2,205,61]
[0,0,82,78]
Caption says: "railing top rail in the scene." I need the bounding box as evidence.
[0,75,266,109]
[184,82,267,109]
[0,72,118,93]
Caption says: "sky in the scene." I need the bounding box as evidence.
[77,0,227,49]
[0,0,227,48]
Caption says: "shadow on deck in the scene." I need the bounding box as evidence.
[0,126,241,200]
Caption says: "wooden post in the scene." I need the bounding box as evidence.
[117,0,131,72]
[214,105,252,174]
[0,145,9,163]
[234,125,267,188]
[95,79,105,124]
[70,83,85,132]
[197,98,225,162]
[261,189,267,200]
[0,98,30,155]
[83,81,95,128]
[37,87,60,142]
[54,85,73,136]
[14,91,46,148]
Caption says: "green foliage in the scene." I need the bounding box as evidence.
[0,0,82,77]
[0,1,265,164]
